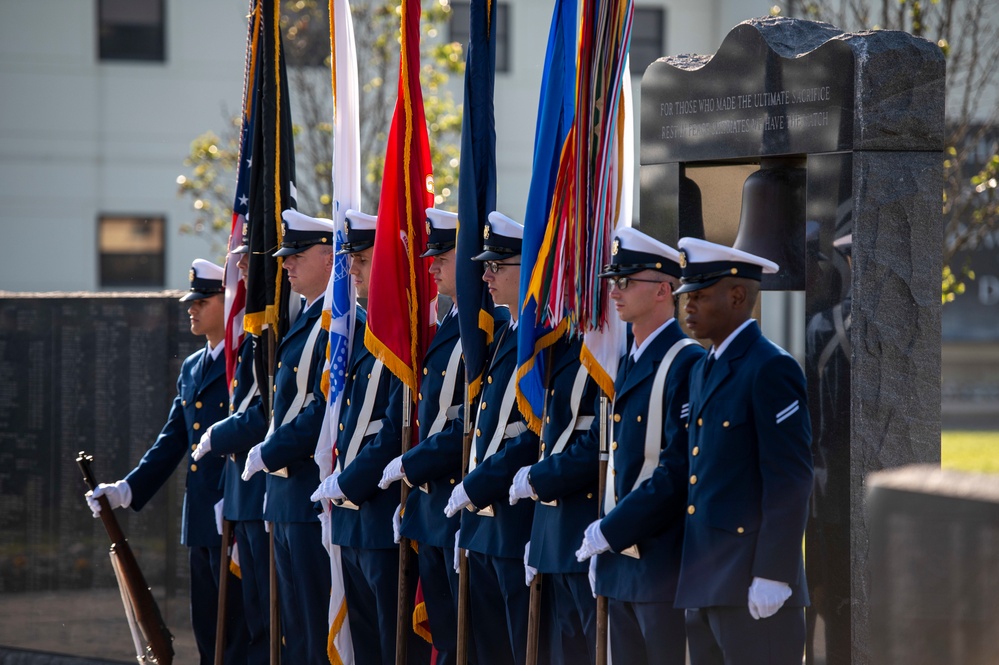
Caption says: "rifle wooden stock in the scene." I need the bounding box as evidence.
[595,396,610,665]
[455,384,474,665]
[77,452,174,665]
[214,518,234,665]
[395,385,414,665]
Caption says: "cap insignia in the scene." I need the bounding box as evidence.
[612,238,620,255]
[426,220,432,236]
[281,222,288,235]
[483,224,491,240]
[679,250,688,269]
[189,268,195,282]
[345,219,351,233]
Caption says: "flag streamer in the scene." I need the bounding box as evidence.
[515,0,579,433]
[522,0,635,402]
[317,1,362,662]
[456,0,499,404]
[365,0,436,393]
[223,0,261,389]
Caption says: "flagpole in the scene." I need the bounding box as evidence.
[595,394,610,665]
[455,382,474,665]
[213,518,234,665]
[525,346,555,665]
[396,385,414,665]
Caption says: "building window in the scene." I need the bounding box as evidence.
[98,216,166,288]
[630,7,666,76]
[449,2,511,73]
[98,0,165,62]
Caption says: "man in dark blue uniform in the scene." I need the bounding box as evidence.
[192,220,270,664]
[86,259,248,665]
[377,207,465,664]
[310,209,427,665]
[673,237,813,665]
[573,227,705,665]
[508,334,600,663]
[444,211,539,665]
[238,210,334,665]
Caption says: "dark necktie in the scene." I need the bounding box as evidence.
[703,353,716,379]
[202,350,216,382]
[624,353,635,375]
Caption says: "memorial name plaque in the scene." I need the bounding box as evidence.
[0,294,202,662]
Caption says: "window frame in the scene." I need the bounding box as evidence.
[97,0,166,63]
[97,214,167,289]
[448,1,512,74]
[630,6,667,77]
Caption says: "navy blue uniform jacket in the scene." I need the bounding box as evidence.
[460,322,539,559]
[212,335,266,522]
[595,319,704,603]
[400,309,464,549]
[675,321,812,609]
[211,298,328,524]
[127,345,228,548]
[524,337,600,574]
[330,308,406,550]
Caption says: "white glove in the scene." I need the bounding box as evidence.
[748,576,792,620]
[262,492,270,533]
[453,530,462,573]
[575,519,611,561]
[509,465,537,505]
[524,541,537,586]
[214,498,224,535]
[392,504,403,544]
[379,456,405,489]
[310,470,345,503]
[86,480,132,516]
[241,444,267,481]
[319,510,332,553]
[444,481,472,518]
[588,556,597,598]
[192,427,212,461]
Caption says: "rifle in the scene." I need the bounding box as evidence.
[77,451,174,665]
[395,384,414,665]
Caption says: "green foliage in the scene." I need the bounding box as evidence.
[176,127,241,254]
[178,0,465,250]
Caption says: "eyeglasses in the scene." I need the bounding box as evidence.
[607,276,665,291]
[483,261,520,274]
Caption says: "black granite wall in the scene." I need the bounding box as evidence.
[0,294,201,662]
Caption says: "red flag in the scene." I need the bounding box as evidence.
[364,0,436,392]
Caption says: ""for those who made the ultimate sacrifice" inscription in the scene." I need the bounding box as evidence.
[659,86,834,141]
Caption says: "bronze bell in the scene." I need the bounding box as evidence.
[732,157,806,290]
